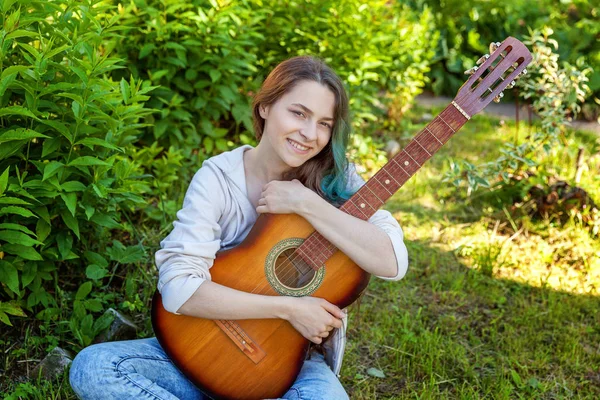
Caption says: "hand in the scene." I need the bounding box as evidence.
[283,296,345,344]
[256,179,316,215]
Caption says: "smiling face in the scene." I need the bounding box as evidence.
[258,80,336,169]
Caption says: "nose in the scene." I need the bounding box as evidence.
[299,121,318,142]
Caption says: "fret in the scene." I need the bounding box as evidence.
[349,198,369,219]
[437,114,456,134]
[344,198,369,220]
[427,116,452,143]
[362,183,384,205]
[385,158,410,182]
[357,184,385,209]
[417,129,443,153]
[440,106,466,131]
[354,190,379,214]
[415,139,431,157]
[393,152,419,175]
[405,141,431,166]
[424,127,443,145]
[373,174,396,196]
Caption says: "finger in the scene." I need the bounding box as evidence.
[312,337,322,344]
[321,301,345,319]
[330,319,343,329]
[319,331,330,338]
[256,205,268,214]
[258,197,267,205]
[327,325,334,332]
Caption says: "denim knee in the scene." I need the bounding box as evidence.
[69,343,110,398]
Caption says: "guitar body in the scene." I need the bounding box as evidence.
[152,212,371,400]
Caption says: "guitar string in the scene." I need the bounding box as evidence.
[245,114,451,297]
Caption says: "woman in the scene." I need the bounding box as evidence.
[69,55,409,399]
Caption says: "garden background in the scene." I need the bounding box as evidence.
[0,0,599,398]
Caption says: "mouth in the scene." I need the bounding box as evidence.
[286,138,312,154]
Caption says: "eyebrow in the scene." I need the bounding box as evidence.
[291,103,334,121]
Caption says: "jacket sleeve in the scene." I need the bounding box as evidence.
[345,163,409,281]
[155,164,224,314]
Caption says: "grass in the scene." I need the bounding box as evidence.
[341,106,600,398]
[2,106,599,399]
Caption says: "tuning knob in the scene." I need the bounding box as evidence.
[489,41,501,53]
[476,54,490,65]
[507,80,517,89]
[493,92,504,103]
[464,66,479,75]
[520,68,528,76]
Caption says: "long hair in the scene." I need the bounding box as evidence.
[251,55,357,207]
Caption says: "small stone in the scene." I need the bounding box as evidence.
[29,347,73,381]
[385,139,401,159]
[93,308,138,343]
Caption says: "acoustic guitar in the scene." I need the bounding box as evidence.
[152,37,532,399]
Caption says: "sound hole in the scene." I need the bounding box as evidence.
[274,248,315,289]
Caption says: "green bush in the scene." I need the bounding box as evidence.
[406,0,599,113]
[0,0,154,336]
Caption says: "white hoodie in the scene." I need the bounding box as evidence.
[155,144,409,375]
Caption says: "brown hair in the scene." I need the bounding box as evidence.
[251,55,353,205]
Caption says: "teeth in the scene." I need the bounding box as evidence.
[288,139,309,151]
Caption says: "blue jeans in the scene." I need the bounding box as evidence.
[69,337,348,400]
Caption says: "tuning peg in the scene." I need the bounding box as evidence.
[476,54,490,65]
[520,68,528,76]
[507,80,517,89]
[489,41,501,53]
[464,66,479,75]
[493,92,504,103]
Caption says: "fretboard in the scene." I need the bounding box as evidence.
[297,103,469,270]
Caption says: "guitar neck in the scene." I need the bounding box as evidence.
[299,102,470,269]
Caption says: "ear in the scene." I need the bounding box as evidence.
[259,104,269,119]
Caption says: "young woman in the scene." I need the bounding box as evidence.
[69,55,409,399]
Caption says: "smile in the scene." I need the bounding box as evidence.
[287,139,311,152]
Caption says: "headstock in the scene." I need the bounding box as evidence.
[453,37,532,119]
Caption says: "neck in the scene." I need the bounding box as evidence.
[244,142,290,183]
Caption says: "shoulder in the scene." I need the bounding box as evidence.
[344,162,366,192]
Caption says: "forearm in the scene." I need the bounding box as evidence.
[297,194,398,278]
[177,280,292,320]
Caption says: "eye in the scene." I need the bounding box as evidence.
[321,122,332,129]
[291,110,305,117]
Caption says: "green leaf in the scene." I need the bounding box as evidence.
[60,192,77,216]
[91,213,121,229]
[86,264,108,280]
[0,128,48,144]
[75,281,93,300]
[0,167,9,195]
[60,209,80,239]
[0,206,36,218]
[0,230,42,246]
[40,120,73,143]
[2,244,43,260]
[21,264,37,288]
[67,156,111,167]
[61,181,87,192]
[120,78,130,104]
[56,232,73,260]
[42,161,64,181]
[84,251,108,268]
[366,367,386,378]
[75,137,123,153]
[0,197,31,205]
[0,260,19,294]
[36,219,51,242]
[0,223,35,236]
